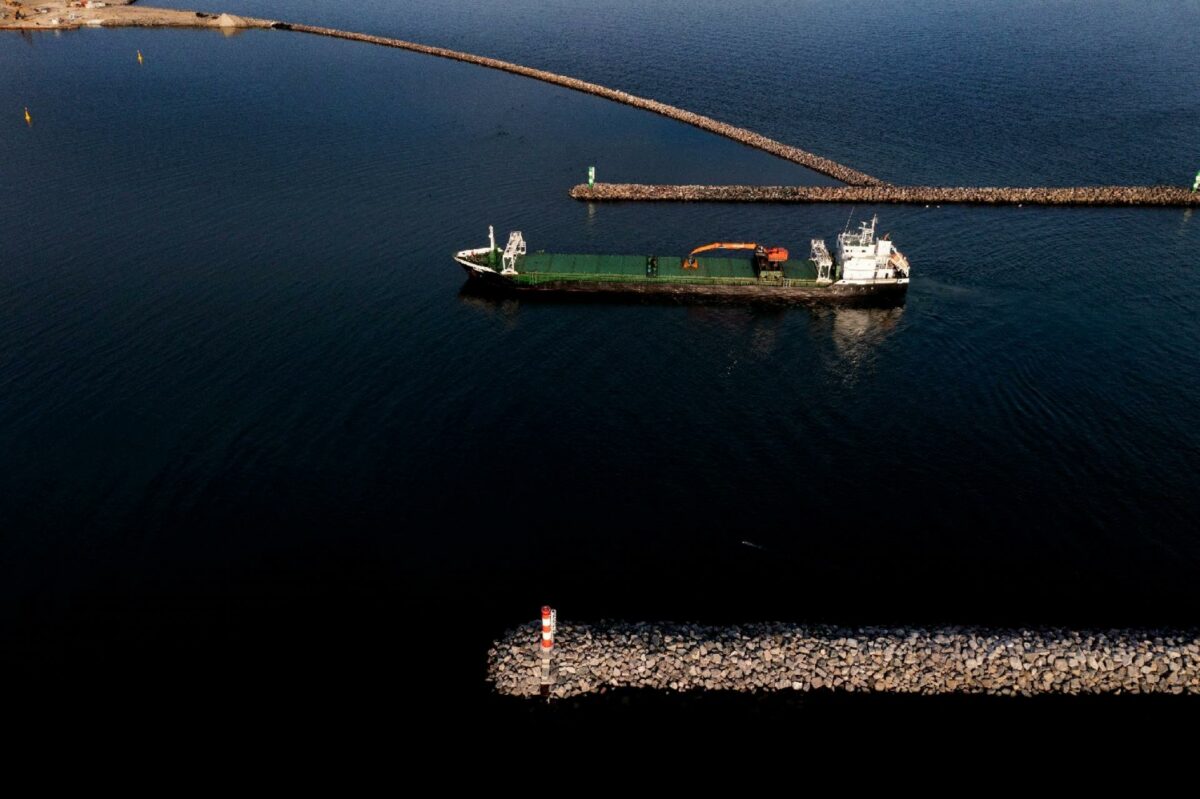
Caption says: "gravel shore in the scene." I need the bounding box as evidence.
[0,1,267,30]
[489,621,1200,699]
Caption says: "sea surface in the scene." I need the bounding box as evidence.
[2,1,1198,716]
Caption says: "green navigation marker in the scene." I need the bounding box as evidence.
[588,166,595,188]
[1193,170,1200,192]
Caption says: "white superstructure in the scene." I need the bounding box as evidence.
[824,215,910,285]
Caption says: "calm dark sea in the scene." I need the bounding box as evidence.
[3,1,1199,718]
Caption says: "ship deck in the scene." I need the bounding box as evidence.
[518,253,819,282]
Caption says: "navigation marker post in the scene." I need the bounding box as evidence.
[1193,170,1199,192]
[588,166,595,188]
[539,605,556,697]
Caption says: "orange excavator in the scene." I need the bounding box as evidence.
[682,242,789,270]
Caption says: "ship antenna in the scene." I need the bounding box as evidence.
[843,208,854,234]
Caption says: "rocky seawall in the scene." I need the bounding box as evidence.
[273,23,884,187]
[570,183,1200,206]
[489,621,1200,699]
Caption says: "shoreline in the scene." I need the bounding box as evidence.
[0,0,270,31]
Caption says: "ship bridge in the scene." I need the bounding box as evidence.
[835,215,908,283]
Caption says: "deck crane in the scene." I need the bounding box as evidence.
[682,242,789,272]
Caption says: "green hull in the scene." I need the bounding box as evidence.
[456,249,908,304]
[516,252,823,286]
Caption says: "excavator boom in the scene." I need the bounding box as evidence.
[682,242,789,269]
[688,242,759,257]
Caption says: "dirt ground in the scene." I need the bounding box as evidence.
[1,0,269,30]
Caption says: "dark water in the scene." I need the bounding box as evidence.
[3,2,1199,719]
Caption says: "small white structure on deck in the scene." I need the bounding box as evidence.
[810,238,834,282]
[501,230,526,275]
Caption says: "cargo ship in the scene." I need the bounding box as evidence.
[452,215,909,303]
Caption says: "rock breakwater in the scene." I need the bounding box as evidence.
[489,621,1200,698]
[275,23,884,187]
[570,183,1200,206]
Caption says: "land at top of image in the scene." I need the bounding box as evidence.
[0,0,261,29]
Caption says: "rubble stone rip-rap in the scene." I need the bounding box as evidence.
[489,621,1200,699]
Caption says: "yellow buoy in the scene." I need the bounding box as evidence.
[137,50,144,65]
[24,107,31,126]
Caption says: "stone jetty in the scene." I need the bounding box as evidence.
[1,1,881,187]
[571,183,1200,207]
[274,23,885,187]
[489,620,1200,698]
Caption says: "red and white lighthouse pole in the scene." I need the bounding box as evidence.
[540,605,556,696]
[541,606,555,652]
